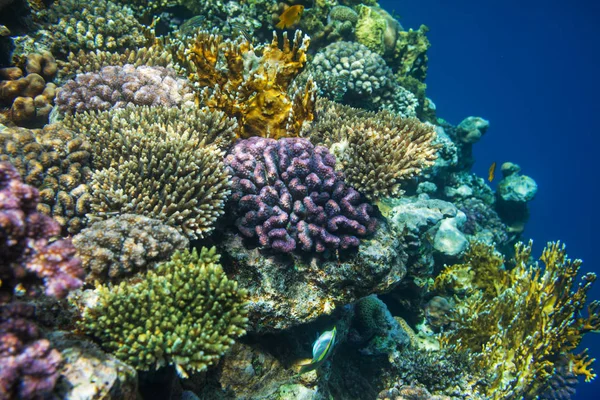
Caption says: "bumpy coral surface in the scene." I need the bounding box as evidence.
[63,106,233,239]
[170,30,316,139]
[0,161,84,300]
[56,64,195,114]
[437,241,600,399]
[304,41,418,117]
[73,214,189,284]
[80,247,248,378]
[0,124,93,234]
[225,137,376,253]
[0,303,63,400]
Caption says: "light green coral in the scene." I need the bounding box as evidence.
[80,247,249,378]
[394,25,430,81]
[355,5,387,55]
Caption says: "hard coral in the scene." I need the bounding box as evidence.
[0,161,84,300]
[80,247,248,378]
[225,136,376,253]
[56,64,195,114]
[171,30,316,139]
[437,241,600,399]
[72,214,189,284]
[0,124,93,234]
[63,105,232,239]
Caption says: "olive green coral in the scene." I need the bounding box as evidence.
[437,241,600,399]
[0,124,92,234]
[80,247,248,378]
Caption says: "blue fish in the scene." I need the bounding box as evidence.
[298,327,337,374]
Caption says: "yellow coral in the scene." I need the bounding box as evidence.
[437,241,600,399]
[171,30,316,139]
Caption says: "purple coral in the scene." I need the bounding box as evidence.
[0,303,62,400]
[55,64,195,114]
[225,137,376,253]
[0,161,84,300]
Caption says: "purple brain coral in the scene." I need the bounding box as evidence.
[225,137,376,253]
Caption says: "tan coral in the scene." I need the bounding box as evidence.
[170,30,316,139]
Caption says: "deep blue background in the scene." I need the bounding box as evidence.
[379,0,599,397]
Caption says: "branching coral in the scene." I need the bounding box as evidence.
[62,105,233,239]
[169,29,316,139]
[72,214,189,284]
[304,98,438,201]
[80,247,248,378]
[0,124,93,234]
[436,241,600,399]
[225,136,376,253]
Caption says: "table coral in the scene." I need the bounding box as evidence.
[63,105,233,239]
[436,241,600,399]
[170,29,316,139]
[0,124,93,234]
[72,214,189,284]
[0,161,84,300]
[56,64,196,114]
[225,136,376,253]
[80,247,248,378]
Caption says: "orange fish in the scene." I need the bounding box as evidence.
[488,162,496,182]
[276,5,305,29]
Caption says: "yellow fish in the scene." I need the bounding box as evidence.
[276,5,305,29]
[488,161,496,182]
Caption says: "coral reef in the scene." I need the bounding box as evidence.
[63,105,233,239]
[302,41,418,116]
[436,241,600,398]
[355,5,401,57]
[225,136,376,253]
[56,64,195,114]
[80,247,248,378]
[72,214,189,284]
[495,162,538,234]
[170,29,316,139]
[0,161,84,300]
[0,124,93,234]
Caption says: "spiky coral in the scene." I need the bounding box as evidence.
[169,30,316,139]
[305,98,438,201]
[63,106,234,239]
[436,241,600,399]
[80,247,248,378]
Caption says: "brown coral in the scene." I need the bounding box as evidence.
[0,124,93,234]
[170,30,316,139]
[72,214,189,284]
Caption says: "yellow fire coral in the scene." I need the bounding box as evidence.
[170,30,316,139]
[435,241,600,399]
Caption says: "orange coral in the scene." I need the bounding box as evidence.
[173,30,316,139]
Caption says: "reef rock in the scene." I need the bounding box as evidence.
[456,116,489,144]
[433,215,468,258]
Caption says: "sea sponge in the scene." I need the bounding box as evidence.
[63,106,232,239]
[80,247,248,378]
[0,124,93,234]
[225,136,376,253]
[56,64,195,114]
[72,214,189,284]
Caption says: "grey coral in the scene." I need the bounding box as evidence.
[56,64,195,114]
[72,214,189,284]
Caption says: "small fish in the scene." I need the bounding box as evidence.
[298,326,337,374]
[276,5,305,29]
[488,161,496,182]
[178,15,206,35]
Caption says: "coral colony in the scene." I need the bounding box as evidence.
[0,0,596,399]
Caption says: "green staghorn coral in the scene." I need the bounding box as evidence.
[435,241,600,399]
[80,247,249,378]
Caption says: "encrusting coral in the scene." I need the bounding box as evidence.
[62,105,233,239]
[73,214,189,284]
[80,247,248,378]
[0,124,93,234]
[305,98,438,201]
[169,29,316,139]
[56,64,196,114]
[225,136,376,253]
[435,241,600,399]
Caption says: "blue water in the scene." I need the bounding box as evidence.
[380,0,600,397]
